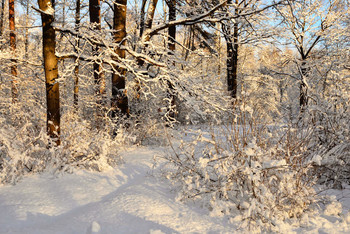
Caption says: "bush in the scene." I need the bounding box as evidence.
[0,108,123,184]
[160,115,317,231]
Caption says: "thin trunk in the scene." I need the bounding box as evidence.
[216,22,221,76]
[167,0,176,121]
[142,0,158,42]
[135,0,158,100]
[0,0,4,37]
[9,0,18,103]
[89,0,105,123]
[24,0,29,59]
[232,15,238,99]
[89,0,104,96]
[111,0,129,117]
[225,0,238,99]
[73,0,80,109]
[38,0,60,145]
[139,0,147,37]
[300,60,308,108]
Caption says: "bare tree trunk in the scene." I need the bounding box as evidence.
[89,0,105,123]
[24,0,29,59]
[9,0,18,103]
[300,60,308,108]
[135,0,158,100]
[73,0,80,109]
[89,0,104,94]
[139,0,147,37]
[143,0,158,41]
[216,22,221,76]
[0,0,4,37]
[111,0,129,118]
[224,0,238,99]
[38,0,60,145]
[167,0,176,121]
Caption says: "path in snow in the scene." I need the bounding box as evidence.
[0,146,232,234]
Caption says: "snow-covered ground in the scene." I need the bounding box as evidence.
[0,145,350,234]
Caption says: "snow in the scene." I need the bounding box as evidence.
[0,146,231,234]
[0,145,349,233]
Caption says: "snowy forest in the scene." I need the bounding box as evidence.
[0,0,350,232]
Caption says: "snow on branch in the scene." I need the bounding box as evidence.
[146,1,228,39]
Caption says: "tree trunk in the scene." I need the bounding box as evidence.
[139,0,147,37]
[300,60,308,108]
[136,0,158,100]
[24,0,29,59]
[216,22,221,76]
[224,0,238,99]
[111,0,129,117]
[167,0,176,121]
[143,0,158,41]
[0,0,4,37]
[73,0,80,109]
[89,0,104,93]
[38,0,60,145]
[9,0,18,103]
[89,0,106,123]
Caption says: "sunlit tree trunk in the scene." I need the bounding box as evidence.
[0,0,4,37]
[9,0,18,103]
[38,0,60,145]
[111,0,129,117]
[89,0,105,123]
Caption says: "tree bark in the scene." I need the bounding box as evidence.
[136,0,158,101]
[139,0,147,38]
[24,0,29,59]
[142,0,158,42]
[38,0,60,145]
[224,0,238,99]
[0,0,4,37]
[73,0,80,109]
[9,0,18,103]
[89,0,104,95]
[89,0,106,124]
[300,60,308,108]
[111,0,129,117]
[167,0,176,121]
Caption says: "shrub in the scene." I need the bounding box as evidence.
[161,115,317,231]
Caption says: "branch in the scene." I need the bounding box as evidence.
[304,35,321,59]
[122,46,166,67]
[31,6,53,16]
[147,1,228,38]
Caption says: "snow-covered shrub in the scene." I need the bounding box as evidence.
[0,104,123,184]
[306,67,350,187]
[60,114,123,171]
[161,114,316,230]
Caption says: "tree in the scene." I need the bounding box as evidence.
[9,0,18,103]
[73,0,80,109]
[0,0,4,37]
[167,0,176,121]
[275,0,345,108]
[222,0,239,99]
[111,0,129,117]
[89,0,105,116]
[221,0,278,100]
[38,0,60,145]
